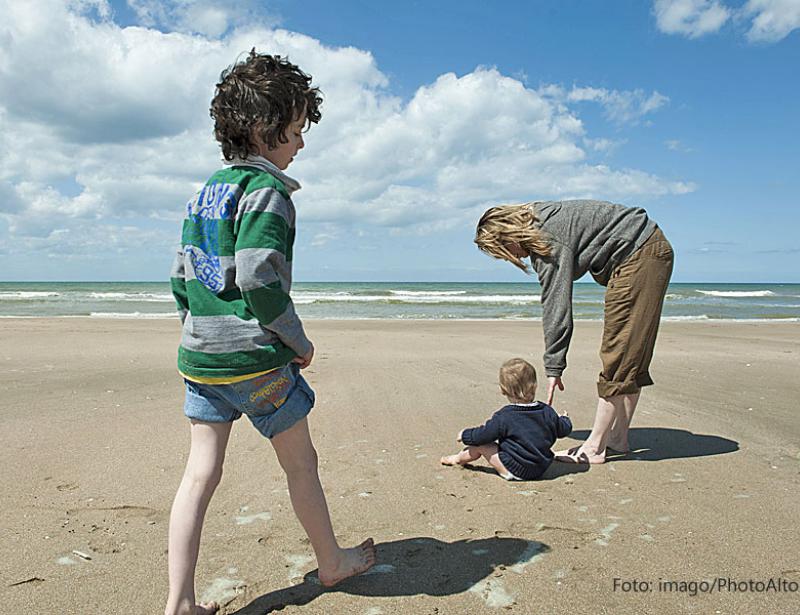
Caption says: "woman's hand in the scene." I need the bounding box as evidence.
[546,376,564,405]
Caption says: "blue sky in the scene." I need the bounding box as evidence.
[0,0,798,282]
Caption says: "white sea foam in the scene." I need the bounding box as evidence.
[0,291,60,299]
[389,290,467,296]
[293,293,541,305]
[696,290,775,298]
[87,312,178,319]
[88,292,173,301]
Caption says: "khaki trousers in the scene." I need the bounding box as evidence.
[597,227,674,397]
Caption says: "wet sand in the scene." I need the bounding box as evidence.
[1,318,798,614]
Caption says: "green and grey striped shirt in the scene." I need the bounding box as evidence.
[170,156,311,381]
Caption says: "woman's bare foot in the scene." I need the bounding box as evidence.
[554,445,605,464]
[606,434,630,453]
[318,538,376,587]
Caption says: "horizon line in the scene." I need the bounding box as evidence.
[2,280,799,285]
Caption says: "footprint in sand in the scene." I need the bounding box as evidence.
[595,523,619,546]
[66,505,158,520]
[467,540,547,607]
[469,578,515,608]
[286,554,314,582]
[509,541,547,573]
[234,511,272,525]
[200,577,246,606]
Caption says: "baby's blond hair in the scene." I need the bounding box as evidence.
[499,358,537,403]
[474,203,551,272]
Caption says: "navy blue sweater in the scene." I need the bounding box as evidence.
[461,402,572,480]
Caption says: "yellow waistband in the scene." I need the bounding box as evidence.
[180,366,279,385]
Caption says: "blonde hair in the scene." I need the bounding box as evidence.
[499,358,537,403]
[474,203,551,272]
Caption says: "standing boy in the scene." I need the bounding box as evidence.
[167,51,375,615]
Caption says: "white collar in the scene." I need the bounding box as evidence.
[223,154,302,195]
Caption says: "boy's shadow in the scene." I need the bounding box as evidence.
[461,462,589,479]
[566,427,739,461]
[227,536,548,614]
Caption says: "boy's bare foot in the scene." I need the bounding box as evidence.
[165,600,219,615]
[318,538,376,587]
[440,454,461,466]
[554,446,605,464]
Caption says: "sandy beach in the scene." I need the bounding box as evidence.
[1,318,798,614]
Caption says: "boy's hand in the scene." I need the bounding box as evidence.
[293,343,315,369]
[546,376,564,405]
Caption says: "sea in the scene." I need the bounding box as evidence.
[1,281,799,321]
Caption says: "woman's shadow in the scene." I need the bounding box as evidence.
[227,536,548,614]
[566,427,739,461]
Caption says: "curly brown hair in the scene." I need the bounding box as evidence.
[210,49,323,161]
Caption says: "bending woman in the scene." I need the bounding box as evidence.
[475,200,674,464]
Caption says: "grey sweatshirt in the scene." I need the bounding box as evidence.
[529,200,657,377]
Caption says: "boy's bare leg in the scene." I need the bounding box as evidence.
[165,420,232,615]
[440,444,488,466]
[270,417,375,587]
[607,391,640,452]
[441,443,512,475]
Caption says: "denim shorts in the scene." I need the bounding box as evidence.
[183,363,315,438]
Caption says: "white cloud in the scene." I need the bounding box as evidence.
[562,86,669,124]
[127,0,277,37]
[743,0,800,42]
[584,137,627,154]
[653,0,800,42]
[665,139,693,152]
[0,0,695,278]
[653,0,731,37]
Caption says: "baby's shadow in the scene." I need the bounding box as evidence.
[566,427,739,461]
[461,462,588,479]
[227,535,548,614]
